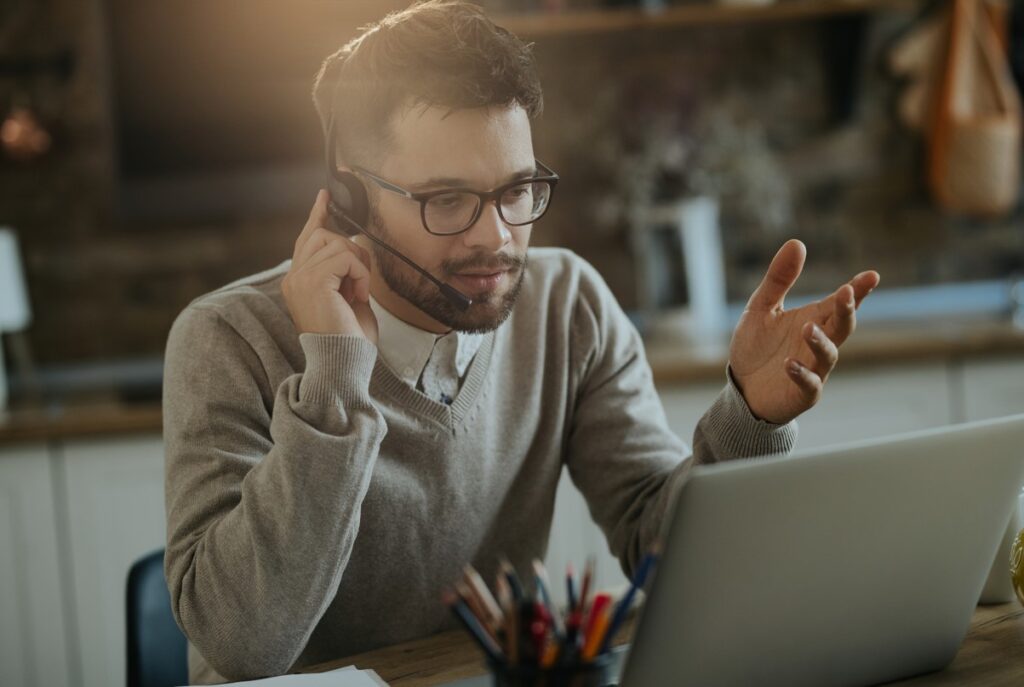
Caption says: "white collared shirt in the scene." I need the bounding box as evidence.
[368,295,483,403]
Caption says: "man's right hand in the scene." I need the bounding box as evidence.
[282,189,379,344]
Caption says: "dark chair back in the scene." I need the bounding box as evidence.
[126,549,188,687]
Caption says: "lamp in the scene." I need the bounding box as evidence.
[0,228,32,412]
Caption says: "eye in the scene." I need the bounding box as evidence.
[432,193,464,209]
[506,185,531,199]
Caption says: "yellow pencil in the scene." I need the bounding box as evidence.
[581,603,612,661]
[541,635,561,668]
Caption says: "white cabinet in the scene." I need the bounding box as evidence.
[0,354,1020,687]
[0,443,72,687]
[961,356,1024,422]
[57,435,166,687]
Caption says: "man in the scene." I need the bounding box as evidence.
[162,1,880,683]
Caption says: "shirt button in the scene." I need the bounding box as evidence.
[403,367,414,377]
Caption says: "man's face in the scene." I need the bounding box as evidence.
[366,103,535,333]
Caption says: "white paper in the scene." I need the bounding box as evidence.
[178,665,387,687]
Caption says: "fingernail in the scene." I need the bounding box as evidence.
[788,359,803,374]
[812,324,823,339]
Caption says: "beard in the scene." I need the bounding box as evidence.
[369,213,528,333]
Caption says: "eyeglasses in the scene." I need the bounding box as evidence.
[352,159,559,236]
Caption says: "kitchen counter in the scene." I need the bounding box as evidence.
[0,395,162,445]
[646,316,1024,384]
[2,318,1023,446]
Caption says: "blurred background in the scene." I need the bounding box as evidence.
[1,1,1023,687]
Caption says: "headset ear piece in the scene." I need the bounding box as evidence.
[325,170,370,233]
[324,116,370,229]
[339,172,369,226]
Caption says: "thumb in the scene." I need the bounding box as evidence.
[746,239,806,311]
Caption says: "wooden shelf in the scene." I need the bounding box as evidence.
[495,0,921,37]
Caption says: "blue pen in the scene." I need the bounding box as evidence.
[599,551,658,655]
[566,562,578,612]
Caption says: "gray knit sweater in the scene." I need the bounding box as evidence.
[162,247,797,684]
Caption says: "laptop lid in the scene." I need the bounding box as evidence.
[621,414,1024,687]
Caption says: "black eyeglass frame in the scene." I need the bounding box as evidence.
[352,159,560,236]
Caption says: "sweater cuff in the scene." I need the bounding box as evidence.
[297,334,378,406]
[700,365,798,459]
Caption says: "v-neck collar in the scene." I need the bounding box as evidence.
[368,295,485,387]
[369,328,496,432]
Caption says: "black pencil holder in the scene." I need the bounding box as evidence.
[487,653,617,687]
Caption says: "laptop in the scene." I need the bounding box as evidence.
[446,414,1024,687]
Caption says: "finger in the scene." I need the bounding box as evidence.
[340,275,355,304]
[295,227,363,269]
[293,189,329,260]
[848,270,880,308]
[303,248,371,302]
[347,238,372,268]
[746,239,807,312]
[803,321,839,379]
[824,283,857,344]
[785,357,823,407]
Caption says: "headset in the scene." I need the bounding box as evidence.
[322,116,473,311]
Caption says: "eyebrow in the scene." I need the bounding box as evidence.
[407,166,539,192]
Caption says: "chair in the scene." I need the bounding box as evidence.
[126,549,189,687]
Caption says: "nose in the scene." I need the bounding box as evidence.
[461,200,511,252]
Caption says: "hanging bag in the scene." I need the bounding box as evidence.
[928,0,1022,216]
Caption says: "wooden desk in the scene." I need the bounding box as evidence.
[307,603,1024,686]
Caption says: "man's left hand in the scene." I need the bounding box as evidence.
[729,239,881,425]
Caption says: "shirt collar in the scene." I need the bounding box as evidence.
[368,295,484,386]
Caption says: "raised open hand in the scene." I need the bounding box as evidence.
[729,239,880,425]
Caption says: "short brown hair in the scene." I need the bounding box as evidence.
[312,0,543,168]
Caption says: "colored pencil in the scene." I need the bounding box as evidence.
[566,562,577,612]
[577,556,595,616]
[499,557,524,603]
[496,574,518,664]
[532,559,565,638]
[443,589,504,664]
[599,551,658,654]
[581,602,613,661]
[463,564,504,627]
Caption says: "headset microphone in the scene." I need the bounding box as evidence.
[322,118,473,312]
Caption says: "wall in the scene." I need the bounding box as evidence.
[1,0,1022,367]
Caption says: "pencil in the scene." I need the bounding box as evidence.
[456,581,499,643]
[443,589,505,664]
[581,602,613,661]
[499,557,524,603]
[532,559,565,638]
[599,551,658,655]
[496,574,519,664]
[463,564,504,627]
[582,592,611,641]
[577,556,595,616]
[566,562,577,613]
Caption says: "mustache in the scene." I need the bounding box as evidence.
[443,252,526,275]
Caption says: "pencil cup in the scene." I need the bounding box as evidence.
[487,653,617,687]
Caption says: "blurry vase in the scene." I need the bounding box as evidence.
[677,196,728,344]
[646,196,729,345]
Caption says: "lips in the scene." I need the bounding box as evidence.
[452,270,508,292]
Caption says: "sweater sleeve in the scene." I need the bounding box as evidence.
[564,262,797,579]
[162,304,387,681]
